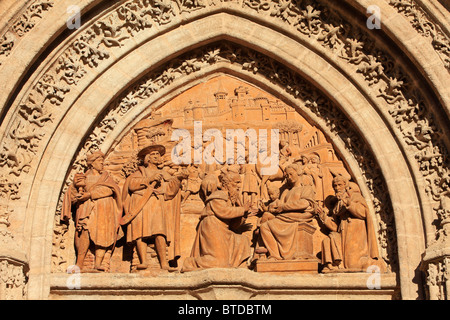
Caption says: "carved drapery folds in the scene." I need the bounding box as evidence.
[0,0,445,214]
[52,42,398,276]
[0,0,447,299]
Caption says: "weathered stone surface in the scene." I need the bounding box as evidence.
[50,268,398,300]
[0,0,448,300]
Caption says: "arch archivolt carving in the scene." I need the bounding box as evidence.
[51,41,398,273]
[30,11,416,296]
[0,0,448,299]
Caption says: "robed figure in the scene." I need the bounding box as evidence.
[316,175,380,271]
[258,164,316,260]
[62,151,123,272]
[121,145,184,271]
[181,171,258,272]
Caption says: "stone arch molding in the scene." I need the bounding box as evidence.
[0,0,448,300]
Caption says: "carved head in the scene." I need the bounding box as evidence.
[219,171,241,196]
[279,139,288,147]
[309,154,320,164]
[300,155,309,164]
[332,175,350,196]
[86,151,105,172]
[285,164,300,186]
[138,145,166,166]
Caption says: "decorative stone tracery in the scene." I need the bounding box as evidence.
[52,42,398,275]
[0,0,448,299]
[0,205,28,300]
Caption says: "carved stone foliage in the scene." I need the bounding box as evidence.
[0,206,28,300]
[0,0,54,66]
[423,257,450,300]
[0,260,28,300]
[52,42,398,274]
[0,1,445,232]
[0,0,444,285]
[387,0,450,71]
[422,192,450,299]
[239,0,449,220]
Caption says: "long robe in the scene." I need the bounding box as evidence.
[182,190,251,272]
[259,185,316,260]
[122,166,182,260]
[321,191,380,270]
[62,170,122,248]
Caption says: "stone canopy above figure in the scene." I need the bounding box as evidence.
[58,76,386,276]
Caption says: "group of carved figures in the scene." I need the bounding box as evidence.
[62,142,383,274]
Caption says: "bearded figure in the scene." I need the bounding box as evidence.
[316,175,381,271]
[181,171,258,272]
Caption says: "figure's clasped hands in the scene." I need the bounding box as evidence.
[75,192,91,202]
[147,172,163,184]
[337,194,350,207]
[268,203,283,214]
[73,173,86,189]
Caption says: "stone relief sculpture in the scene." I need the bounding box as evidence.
[315,175,383,272]
[181,171,258,272]
[0,206,28,299]
[307,153,324,205]
[56,78,388,276]
[120,144,185,271]
[0,0,446,301]
[241,160,260,208]
[61,151,122,272]
[181,164,202,204]
[257,163,316,261]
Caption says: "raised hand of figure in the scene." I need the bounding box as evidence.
[258,200,267,212]
[247,207,259,217]
[337,193,350,207]
[73,173,86,189]
[243,201,252,213]
[269,203,282,214]
[315,205,327,221]
[148,172,163,184]
[76,192,91,202]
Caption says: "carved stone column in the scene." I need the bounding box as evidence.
[421,191,450,300]
[0,206,28,300]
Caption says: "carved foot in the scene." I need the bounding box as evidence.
[321,261,342,273]
[161,265,178,272]
[95,265,106,272]
[136,263,149,270]
[254,247,268,254]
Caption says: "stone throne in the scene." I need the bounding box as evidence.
[255,221,319,274]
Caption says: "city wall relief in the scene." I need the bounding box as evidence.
[57,75,387,275]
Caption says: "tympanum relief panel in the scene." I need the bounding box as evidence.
[54,75,389,276]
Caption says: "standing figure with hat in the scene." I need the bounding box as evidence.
[121,144,185,271]
[62,151,123,272]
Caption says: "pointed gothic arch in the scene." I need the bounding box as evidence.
[0,0,448,300]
